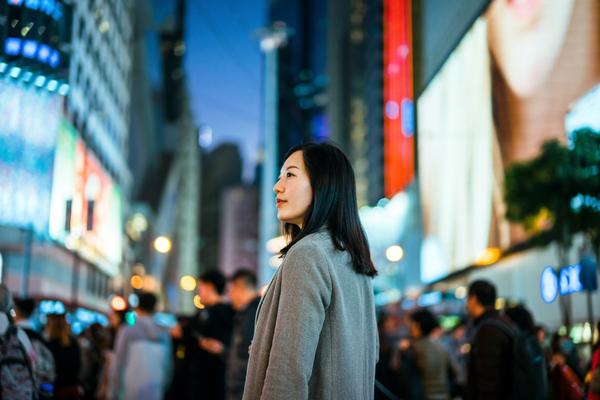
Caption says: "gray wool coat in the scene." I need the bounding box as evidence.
[242,230,378,400]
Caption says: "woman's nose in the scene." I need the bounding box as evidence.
[273,180,283,193]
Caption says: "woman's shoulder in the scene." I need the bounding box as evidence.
[287,229,332,257]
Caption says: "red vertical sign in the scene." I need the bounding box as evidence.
[383,0,414,197]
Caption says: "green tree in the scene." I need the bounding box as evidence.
[569,129,600,262]
[505,130,600,327]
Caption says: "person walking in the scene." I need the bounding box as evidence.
[109,292,172,400]
[224,269,260,400]
[465,280,513,400]
[187,270,235,400]
[409,309,456,400]
[242,142,378,400]
[46,313,84,400]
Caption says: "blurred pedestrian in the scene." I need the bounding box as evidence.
[465,280,513,400]
[79,323,108,400]
[549,332,584,400]
[375,313,404,399]
[187,270,234,400]
[109,292,172,400]
[587,321,600,400]
[409,309,457,400]
[441,319,468,399]
[224,269,260,400]
[243,142,378,400]
[0,284,37,399]
[46,313,83,400]
[14,298,56,399]
[96,310,127,400]
[505,305,549,400]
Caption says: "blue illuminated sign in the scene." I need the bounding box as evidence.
[49,50,60,68]
[401,99,414,137]
[3,38,60,69]
[22,40,38,58]
[540,266,558,303]
[559,264,583,296]
[7,0,64,21]
[39,300,66,315]
[4,38,21,55]
[37,44,50,63]
[541,264,585,303]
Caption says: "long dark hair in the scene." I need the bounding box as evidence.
[279,142,377,276]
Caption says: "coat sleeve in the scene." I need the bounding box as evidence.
[259,243,332,400]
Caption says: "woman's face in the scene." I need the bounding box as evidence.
[273,150,313,229]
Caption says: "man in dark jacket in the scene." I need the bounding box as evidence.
[187,270,234,400]
[225,269,260,400]
[466,279,513,400]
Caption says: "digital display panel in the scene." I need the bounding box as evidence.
[418,0,600,282]
[0,80,60,232]
[49,120,123,276]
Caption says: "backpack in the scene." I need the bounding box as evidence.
[22,329,56,398]
[0,323,37,400]
[480,318,549,400]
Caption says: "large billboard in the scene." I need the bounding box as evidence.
[418,0,600,282]
[49,120,123,276]
[0,80,61,231]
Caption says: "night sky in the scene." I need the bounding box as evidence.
[150,0,266,182]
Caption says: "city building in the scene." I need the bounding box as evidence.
[0,0,134,320]
[219,186,259,277]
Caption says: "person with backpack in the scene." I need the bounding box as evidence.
[0,284,37,400]
[504,305,549,400]
[109,292,172,400]
[465,280,513,400]
[14,298,56,399]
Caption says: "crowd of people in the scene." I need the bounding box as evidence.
[2,275,599,400]
[376,279,599,400]
[0,268,261,400]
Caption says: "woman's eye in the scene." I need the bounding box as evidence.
[286,172,294,178]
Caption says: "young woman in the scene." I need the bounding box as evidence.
[243,142,378,400]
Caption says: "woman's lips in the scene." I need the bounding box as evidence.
[507,0,542,23]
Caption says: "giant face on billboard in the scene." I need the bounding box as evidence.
[49,120,123,276]
[418,0,600,282]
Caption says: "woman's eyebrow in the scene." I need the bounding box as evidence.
[280,165,300,174]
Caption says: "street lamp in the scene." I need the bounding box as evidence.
[180,275,197,292]
[386,245,404,263]
[153,236,172,254]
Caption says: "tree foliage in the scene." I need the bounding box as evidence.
[504,129,600,328]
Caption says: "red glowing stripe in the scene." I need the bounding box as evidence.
[383,0,414,197]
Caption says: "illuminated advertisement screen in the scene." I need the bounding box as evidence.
[383,0,414,198]
[0,80,61,231]
[49,120,123,276]
[418,0,600,282]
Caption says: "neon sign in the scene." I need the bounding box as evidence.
[2,38,61,68]
[559,264,583,296]
[383,0,414,197]
[6,0,64,21]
